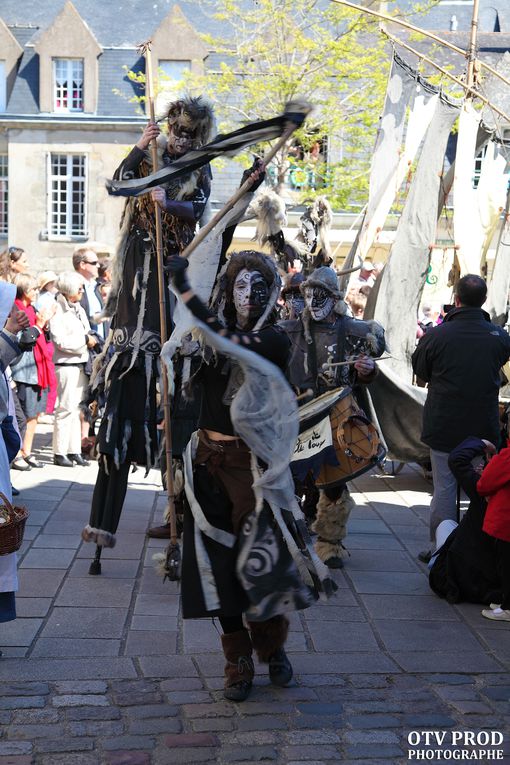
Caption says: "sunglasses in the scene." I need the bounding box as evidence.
[84,260,98,266]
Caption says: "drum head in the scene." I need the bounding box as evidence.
[298,387,349,432]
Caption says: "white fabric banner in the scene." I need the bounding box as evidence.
[453,104,482,275]
[291,416,332,464]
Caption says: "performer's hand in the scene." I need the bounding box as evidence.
[136,122,160,151]
[241,158,266,191]
[151,186,167,210]
[166,255,190,293]
[5,305,30,335]
[354,355,375,378]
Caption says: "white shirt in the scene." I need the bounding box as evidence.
[84,280,104,339]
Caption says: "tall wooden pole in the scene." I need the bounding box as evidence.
[466,0,480,95]
[142,42,178,552]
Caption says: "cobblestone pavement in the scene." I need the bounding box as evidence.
[1,425,509,765]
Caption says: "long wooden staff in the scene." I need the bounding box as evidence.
[141,41,180,579]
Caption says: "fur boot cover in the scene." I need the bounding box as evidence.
[247,615,289,663]
[81,524,116,549]
[311,489,354,562]
[221,629,255,689]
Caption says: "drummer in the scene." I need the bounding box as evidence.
[279,266,385,568]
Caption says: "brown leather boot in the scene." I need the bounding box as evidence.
[248,615,293,687]
[221,629,254,702]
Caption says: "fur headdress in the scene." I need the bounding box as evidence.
[297,196,333,258]
[250,189,288,245]
[165,96,215,147]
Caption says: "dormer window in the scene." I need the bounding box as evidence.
[54,58,84,112]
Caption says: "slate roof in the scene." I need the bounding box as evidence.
[0,0,508,121]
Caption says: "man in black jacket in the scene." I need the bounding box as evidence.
[412,274,510,560]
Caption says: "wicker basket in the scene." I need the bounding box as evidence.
[0,491,29,556]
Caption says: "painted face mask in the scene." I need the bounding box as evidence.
[167,124,196,156]
[233,268,270,323]
[285,293,305,318]
[304,286,335,321]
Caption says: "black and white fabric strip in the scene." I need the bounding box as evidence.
[106,105,310,198]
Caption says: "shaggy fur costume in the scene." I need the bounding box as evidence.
[311,489,354,562]
[221,629,255,689]
[247,615,289,662]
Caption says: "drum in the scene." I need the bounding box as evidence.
[293,387,385,488]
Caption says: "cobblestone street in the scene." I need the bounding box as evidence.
[1,425,509,765]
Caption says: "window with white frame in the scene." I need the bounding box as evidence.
[48,154,87,238]
[53,58,84,112]
[0,155,7,235]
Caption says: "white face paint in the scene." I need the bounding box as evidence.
[233,268,270,324]
[304,286,335,321]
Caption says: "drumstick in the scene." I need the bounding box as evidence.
[322,356,391,369]
[296,388,314,401]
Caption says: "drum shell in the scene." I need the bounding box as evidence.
[315,390,383,488]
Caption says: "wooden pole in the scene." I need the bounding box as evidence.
[329,0,510,92]
[142,42,178,549]
[179,124,297,260]
[466,0,481,95]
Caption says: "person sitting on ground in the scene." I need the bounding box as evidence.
[476,440,510,622]
[428,437,501,606]
[49,272,97,467]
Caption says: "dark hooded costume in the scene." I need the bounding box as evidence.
[82,97,214,548]
[279,266,385,567]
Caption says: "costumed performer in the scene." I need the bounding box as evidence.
[81,96,214,552]
[166,249,335,702]
[279,266,385,568]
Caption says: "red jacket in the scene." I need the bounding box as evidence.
[476,444,510,543]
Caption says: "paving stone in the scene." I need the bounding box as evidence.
[69,720,126,737]
[165,691,212,704]
[55,578,135,608]
[0,618,43,646]
[181,701,236,718]
[163,734,219,748]
[128,718,182,735]
[15,598,52,617]
[104,753,150,765]
[191,719,235,733]
[343,731,400,744]
[222,746,278,761]
[0,745,33,756]
[160,678,203,692]
[236,702,295,716]
[348,570,429,595]
[124,630,177,656]
[448,700,494,714]
[403,714,457,727]
[138,656,198,678]
[130,616,178,631]
[346,714,400,729]
[69,558,140,578]
[54,681,107,694]
[0,757,33,765]
[392,651,503,673]
[427,674,476,685]
[285,732,341,745]
[236,716,289,731]
[34,739,95,753]
[1,683,50,696]
[152,748,218,764]
[6,723,64,740]
[307,621,379,652]
[133,594,180,617]
[20,548,76,569]
[32,639,121,658]
[0,658,137,682]
[32,534,81,549]
[219,733,279,745]
[66,707,122,721]
[52,694,110,707]
[361,594,460,621]
[41,607,127,639]
[343,744,404,759]
[282,746,341,760]
[102,737,156,751]
[0,712,12,724]
[374,619,484,652]
[0,697,46,710]
[482,686,510,701]
[39,756,100,765]
[296,702,343,716]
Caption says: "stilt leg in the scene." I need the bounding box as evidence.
[88,545,102,576]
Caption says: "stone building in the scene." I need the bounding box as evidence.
[0,0,508,272]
